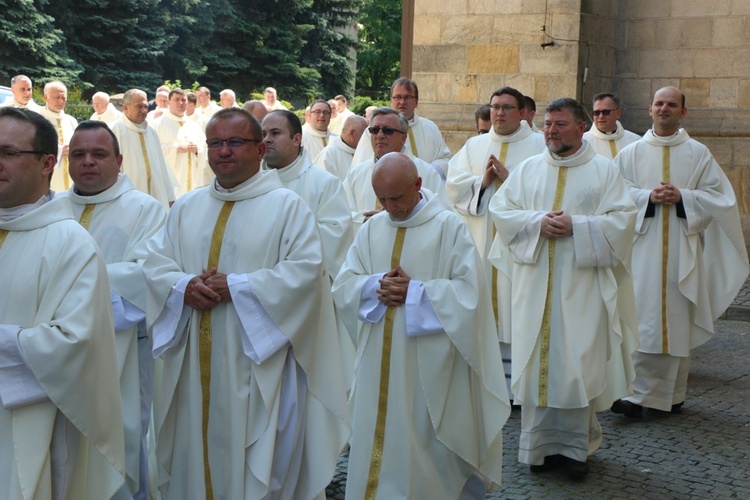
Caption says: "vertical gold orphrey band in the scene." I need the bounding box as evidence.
[537,167,568,407]
[364,226,407,499]
[661,147,671,354]
[198,200,235,499]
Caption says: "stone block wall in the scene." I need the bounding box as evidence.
[411,0,750,234]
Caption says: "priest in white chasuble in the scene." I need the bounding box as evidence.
[111,89,177,209]
[0,107,125,499]
[62,121,167,499]
[334,152,509,499]
[489,98,638,481]
[614,86,749,417]
[152,88,209,197]
[143,108,350,499]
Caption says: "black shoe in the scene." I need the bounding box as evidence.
[610,399,643,419]
[563,457,589,482]
[529,454,563,473]
[671,402,684,414]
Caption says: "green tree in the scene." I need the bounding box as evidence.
[356,0,401,99]
[298,0,361,99]
[0,0,82,84]
[44,0,168,94]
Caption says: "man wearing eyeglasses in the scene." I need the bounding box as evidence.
[111,89,177,210]
[143,108,350,499]
[582,93,640,160]
[62,120,167,499]
[446,87,545,399]
[301,99,337,163]
[613,86,748,418]
[344,107,449,231]
[152,88,209,196]
[0,107,126,498]
[351,78,452,180]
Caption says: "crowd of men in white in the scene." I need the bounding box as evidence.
[0,72,747,499]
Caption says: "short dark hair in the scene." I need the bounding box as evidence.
[524,95,537,112]
[310,99,331,113]
[593,93,621,108]
[74,120,121,157]
[206,108,262,140]
[390,78,419,100]
[546,98,586,124]
[168,88,185,100]
[475,104,490,126]
[267,109,303,138]
[185,92,197,105]
[0,107,58,158]
[491,87,525,110]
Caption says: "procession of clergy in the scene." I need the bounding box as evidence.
[1,72,747,500]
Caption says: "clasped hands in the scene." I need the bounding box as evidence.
[184,267,231,311]
[650,182,682,205]
[481,154,510,189]
[177,142,199,154]
[377,266,411,307]
[540,210,573,239]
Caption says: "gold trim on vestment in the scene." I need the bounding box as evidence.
[608,139,618,159]
[137,133,153,194]
[199,200,235,499]
[322,136,327,148]
[661,147,670,354]
[0,229,8,248]
[365,226,407,500]
[407,127,419,158]
[538,166,568,407]
[78,204,96,230]
[56,119,70,190]
[491,142,509,327]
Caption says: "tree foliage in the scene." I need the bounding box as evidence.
[0,0,380,103]
[355,0,401,99]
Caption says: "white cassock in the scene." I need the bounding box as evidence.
[265,100,287,111]
[332,189,510,498]
[59,175,167,499]
[582,121,640,160]
[111,114,178,209]
[329,108,353,135]
[91,103,122,124]
[352,111,452,179]
[38,106,78,192]
[614,128,749,411]
[196,101,221,119]
[152,111,209,197]
[301,123,337,165]
[262,150,355,391]
[446,123,545,395]
[0,99,41,111]
[261,150,353,279]
[344,153,450,230]
[316,134,356,182]
[0,195,125,499]
[489,143,639,465]
[143,171,350,499]
[145,108,167,124]
[187,112,209,131]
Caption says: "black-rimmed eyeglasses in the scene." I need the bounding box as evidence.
[206,138,261,149]
[0,148,52,161]
[593,109,616,116]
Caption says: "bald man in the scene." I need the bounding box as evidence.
[242,100,268,122]
[90,92,122,124]
[333,152,509,498]
[316,114,367,181]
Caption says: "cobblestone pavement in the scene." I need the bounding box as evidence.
[326,319,750,499]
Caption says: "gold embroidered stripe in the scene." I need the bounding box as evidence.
[56,119,70,190]
[538,167,568,407]
[407,127,419,158]
[137,133,153,194]
[0,229,8,248]
[78,204,96,230]
[491,142,509,326]
[661,147,670,354]
[608,140,618,159]
[199,200,235,499]
[365,226,407,500]
[322,137,327,148]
